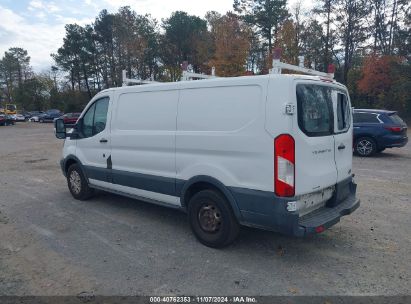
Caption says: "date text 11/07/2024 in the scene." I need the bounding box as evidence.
[149,296,257,303]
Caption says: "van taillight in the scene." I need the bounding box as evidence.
[274,134,295,197]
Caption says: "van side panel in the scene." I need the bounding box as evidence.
[176,81,272,193]
[109,89,179,203]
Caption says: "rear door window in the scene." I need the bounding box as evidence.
[335,92,351,132]
[296,84,333,137]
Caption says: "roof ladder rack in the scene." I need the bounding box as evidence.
[122,70,158,86]
[180,62,217,81]
[269,50,335,79]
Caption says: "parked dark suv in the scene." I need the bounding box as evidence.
[39,109,63,123]
[353,109,408,156]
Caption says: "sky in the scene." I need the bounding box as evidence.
[0,0,307,72]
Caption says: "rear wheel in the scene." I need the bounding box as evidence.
[355,137,376,157]
[67,164,94,200]
[188,189,240,248]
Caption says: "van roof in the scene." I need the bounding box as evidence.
[99,73,345,95]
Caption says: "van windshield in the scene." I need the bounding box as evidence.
[296,84,333,137]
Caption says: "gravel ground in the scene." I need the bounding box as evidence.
[0,123,410,296]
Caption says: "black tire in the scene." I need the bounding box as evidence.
[67,164,95,200]
[355,137,377,157]
[188,189,240,248]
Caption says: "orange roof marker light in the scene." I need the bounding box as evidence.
[328,64,336,74]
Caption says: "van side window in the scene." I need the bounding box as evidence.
[296,84,333,137]
[81,97,109,138]
[82,103,95,138]
[94,98,109,134]
[336,93,350,131]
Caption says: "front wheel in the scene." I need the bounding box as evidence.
[67,164,95,200]
[355,137,376,157]
[188,190,240,248]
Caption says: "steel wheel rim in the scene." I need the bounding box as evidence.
[69,170,82,194]
[357,139,373,156]
[198,202,222,233]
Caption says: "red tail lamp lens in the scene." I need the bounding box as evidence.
[274,134,295,197]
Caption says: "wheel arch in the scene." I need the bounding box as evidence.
[63,155,88,179]
[179,175,242,221]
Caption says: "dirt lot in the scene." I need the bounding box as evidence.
[0,123,410,296]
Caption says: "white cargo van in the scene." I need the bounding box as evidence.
[55,71,360,247]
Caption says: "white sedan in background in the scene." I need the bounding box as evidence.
[29,115,41,122]
[12,114,26,121]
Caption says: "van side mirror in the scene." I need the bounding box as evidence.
[55,118,66,139]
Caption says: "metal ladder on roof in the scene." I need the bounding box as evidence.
[122,70,158,86]
[269,48,335,79]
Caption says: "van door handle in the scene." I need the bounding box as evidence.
[100,138,108,143]
[338,144,345,150]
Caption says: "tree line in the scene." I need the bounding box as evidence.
[0,0,410,117]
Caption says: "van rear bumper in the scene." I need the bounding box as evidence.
[231,177,360,237]
[294,194,360,236]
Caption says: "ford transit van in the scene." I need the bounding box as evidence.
[55,73,360,247]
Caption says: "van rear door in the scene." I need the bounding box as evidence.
[332,90,353,183]
[294,82,337,196]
